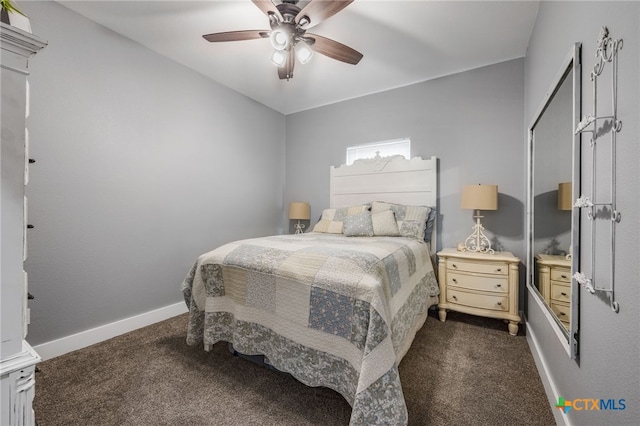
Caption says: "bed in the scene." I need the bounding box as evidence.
[181,155,439,425]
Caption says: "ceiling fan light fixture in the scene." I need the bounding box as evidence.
[270,29,289,51]
[295,42,313,64]
[271,50,287,67]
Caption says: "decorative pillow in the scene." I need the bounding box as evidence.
[371,201,431,241]
[312,205,369,234]
[343,211,374,237]
[424,208,437,243]
[371,210,400,236]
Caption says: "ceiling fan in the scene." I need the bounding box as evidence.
[202,0,363,81]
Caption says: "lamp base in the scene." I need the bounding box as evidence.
[463,211,494,254]
[294,221,306,234]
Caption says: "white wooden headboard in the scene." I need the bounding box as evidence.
[330,155,438,251]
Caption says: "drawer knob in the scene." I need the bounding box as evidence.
[561,292,567,297]
[452,278,457,283]
[559,312,566,316]
[452,295,457,300]
[496,268,502,272]
[451,263,458,269]
[497,301,502,306]
[496,284,502,288]
[561,274,568,279]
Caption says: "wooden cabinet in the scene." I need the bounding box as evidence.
[536,254,571,330]
[437,248,521,335]
[0,22,46,426]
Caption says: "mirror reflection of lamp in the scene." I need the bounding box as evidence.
[288,202,310,234]
[461,184,498,254]
[558,182,572,259]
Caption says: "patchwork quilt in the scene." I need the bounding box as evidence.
[181,233,439,425]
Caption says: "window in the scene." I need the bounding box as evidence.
[346,138,411,165]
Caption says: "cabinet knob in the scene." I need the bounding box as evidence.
[27,224,35,229]
[28,292,34,300]
[29,158,36,164]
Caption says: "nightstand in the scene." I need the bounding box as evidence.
[437,248,521,335]
[535,254,571,330]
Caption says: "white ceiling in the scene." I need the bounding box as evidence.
[58,0,540,115]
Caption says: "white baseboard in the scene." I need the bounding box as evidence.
[33,302,188,361]
[525,317,570,426]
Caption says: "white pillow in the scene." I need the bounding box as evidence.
[371,201,431,240]
[372,210,400,236]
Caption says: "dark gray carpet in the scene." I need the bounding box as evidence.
[34,309,555,425]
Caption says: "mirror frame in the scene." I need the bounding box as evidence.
[526,43,581,359]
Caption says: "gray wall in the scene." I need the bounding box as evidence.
[525,1,639,423]
[285,58,526,258]
[22,2,286,346]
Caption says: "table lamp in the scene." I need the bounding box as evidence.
[288,202,310,234]
[558,182,572,211]
[461,184,498,254]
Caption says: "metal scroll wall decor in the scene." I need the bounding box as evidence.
[573,26,623,313]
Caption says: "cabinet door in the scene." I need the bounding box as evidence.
[1,62,28,358]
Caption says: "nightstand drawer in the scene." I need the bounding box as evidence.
[447,272,508,293]
[447,259,508,275]
[550,268,571,282]
[447,289,509,312]
[550,301,570,322]
[550,283,571,303]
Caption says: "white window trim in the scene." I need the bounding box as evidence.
[346,138,411,165]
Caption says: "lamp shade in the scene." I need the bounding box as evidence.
[295,42,313,64]
[558,182,573,210]
[461,184,498,211]
[288,202,310,220]
[270,29,289,50]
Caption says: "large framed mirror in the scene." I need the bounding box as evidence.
[527,43,581,358]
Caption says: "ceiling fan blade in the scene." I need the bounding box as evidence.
[307,33,363,65]
[278,49,295,80]
[251,0,282,21]
[296,0,354,29]
[203,30,269,43]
